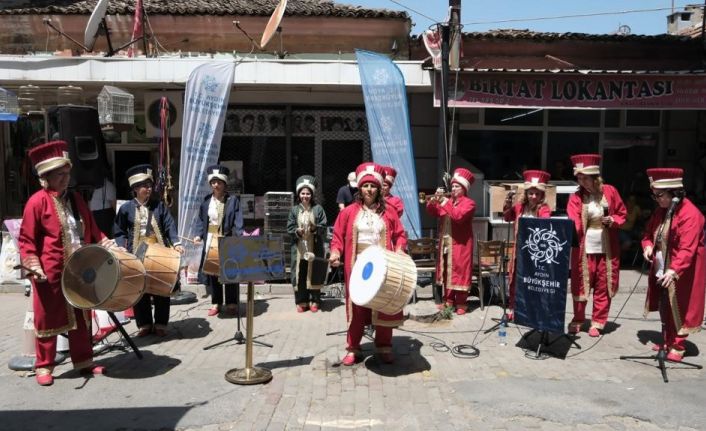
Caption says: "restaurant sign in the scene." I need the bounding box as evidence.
[434,73,706,109]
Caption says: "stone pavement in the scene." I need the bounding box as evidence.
[1,270,705,431]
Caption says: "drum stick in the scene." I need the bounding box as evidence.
[13,264,42,278]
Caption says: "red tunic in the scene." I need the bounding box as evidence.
[641,198,706,334]
[19,189,105,337]
[567,184,626,300]
[330,202,408,327]
[426,196,475,290]
[385,195,404,218]
[503,202,552,303]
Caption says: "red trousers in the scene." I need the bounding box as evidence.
[572,254,612,329]
[445,289,469,309]
[346,303,392,353]
[35,307,93,371]
[659,298,688,351]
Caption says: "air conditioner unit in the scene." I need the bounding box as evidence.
[144,91,183,138]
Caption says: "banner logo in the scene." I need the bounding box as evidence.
[522,223,567,267]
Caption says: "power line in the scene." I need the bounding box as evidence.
[462,6,700,27]
[387,0,440,24]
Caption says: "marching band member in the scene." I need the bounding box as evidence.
[381,166,404,218]
[329,162,407,365]
[567,154,626,337]
[194,164,243,317]
[641,168,705,362]
[426,168,476,315]
[287,175,328,313]
[19,141,112,386]
[503,170,552,321]
[114,164,184,337]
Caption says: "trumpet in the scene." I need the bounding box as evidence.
[418,191,452,204]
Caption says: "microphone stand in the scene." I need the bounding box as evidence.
[619,199,702,382]
[484,198,514,334]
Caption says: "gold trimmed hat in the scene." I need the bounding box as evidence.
[570,154,601,176]
[127,164,154,187]
[296,175,317,194]
[207,164,229,183]
[647,167,684,189]
[28,140,72,177]
[523,169,551,191]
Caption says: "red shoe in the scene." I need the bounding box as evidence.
[154,328,167,337]
[310,303,319,313]
[296,305,308,313]
[506,311,514,322]
[456,308,467,315]
[80,365,107,376]
[207,306,220,317]
[588,327,601,338]
[652,343,666,352]
[341,353,356,366]
[379,352,394,364]
[667,349,684,362]
[36,372,53,386]
[92,326,117,343]
[136,327,151,337]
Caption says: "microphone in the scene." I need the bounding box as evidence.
[666,196,681,218]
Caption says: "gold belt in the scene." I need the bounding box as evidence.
[208,225,220,234]
[142,235,158,244]
[356,243,371,256]
[587,220,604,229]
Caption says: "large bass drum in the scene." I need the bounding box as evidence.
[349,246,417,314]
[62,245,146,312]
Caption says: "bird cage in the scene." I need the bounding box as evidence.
[57,85,84,105]
[18,85,43,112]
[0,88,20,121]
[97,85,134,131]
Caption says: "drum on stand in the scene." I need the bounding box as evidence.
[135,242,181,296]
[62,245,146,312]
[349,246,417,314]
[202,236,220,276]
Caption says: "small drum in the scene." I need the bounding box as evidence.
[62,245,146,312]
[136,242,181,296]
[349,246,417,314]
[202,237,220,276]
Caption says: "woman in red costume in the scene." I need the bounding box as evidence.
[18,141,114,386]
[567,154,626,337]
[503,170,552,321]
[329,162,407,366]
[381,166,404,218]
[641,168,705,362]
[426,168,476,315]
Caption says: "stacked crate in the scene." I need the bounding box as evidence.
[264,192,293,271]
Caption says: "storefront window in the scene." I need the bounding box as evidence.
[626,110,660,127]
[547,109,601,127]
[484,108,543,126]
[604,110,621,127]
[546,132,599,181]
[457,130,542,180]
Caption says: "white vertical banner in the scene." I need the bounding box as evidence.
[178,61,235,256]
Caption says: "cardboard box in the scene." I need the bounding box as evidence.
[488,182,557,213]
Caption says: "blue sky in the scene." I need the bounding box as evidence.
[347,0,697,35]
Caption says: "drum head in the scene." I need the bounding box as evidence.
[350,246,387,307]
[62,245,120,309]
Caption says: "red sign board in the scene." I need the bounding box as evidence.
[434,73,706,109]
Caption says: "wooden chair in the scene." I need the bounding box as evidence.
[407,237,437,303]
[473,240,508,310]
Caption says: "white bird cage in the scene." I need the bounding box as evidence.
[18,85,43,112]
[57,85,84,105]
[97,85,134,130]
[0,88,20,121]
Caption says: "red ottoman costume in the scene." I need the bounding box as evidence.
[426,168,475,313]
[18,141,108,384]
[641,168,705,361]
[330,163,407,358]
[382,166,405,218]
[503,170,552,316]
[567,154,626,333]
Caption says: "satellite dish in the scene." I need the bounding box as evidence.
[260,0,287,49]
[84,0,110,51]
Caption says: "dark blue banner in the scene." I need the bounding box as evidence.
[514,218,573,334]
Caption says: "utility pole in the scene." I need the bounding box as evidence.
[436,0,461,188]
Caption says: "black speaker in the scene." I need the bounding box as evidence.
[46,105,108,188]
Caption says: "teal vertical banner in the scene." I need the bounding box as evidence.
[356,49,421,238]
